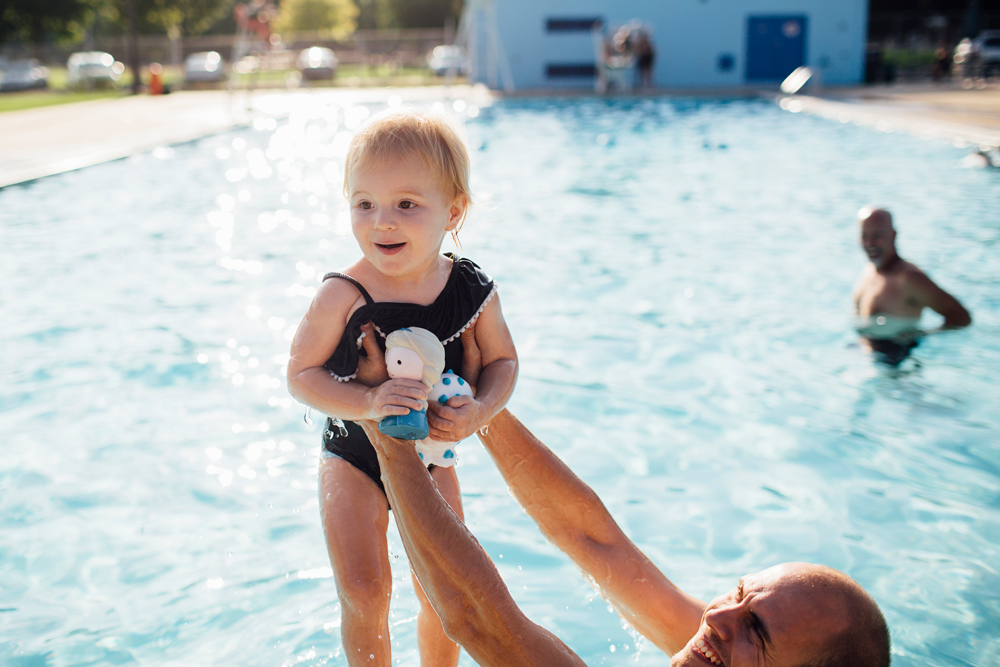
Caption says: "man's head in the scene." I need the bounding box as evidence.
[671,563,890,667]
[858,207,897,269]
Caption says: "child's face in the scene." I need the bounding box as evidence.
[349,155,465,279]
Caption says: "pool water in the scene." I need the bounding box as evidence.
[2,95,999,666]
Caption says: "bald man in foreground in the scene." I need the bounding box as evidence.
[350,333,891,667]
[854,207,971,364]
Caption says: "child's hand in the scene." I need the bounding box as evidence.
[355,322,389,387]
[428,395,484,442]
[364,378,429,421]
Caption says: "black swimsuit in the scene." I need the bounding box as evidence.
[321,254,496,495]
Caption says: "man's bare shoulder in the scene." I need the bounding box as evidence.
[898,261,937,290]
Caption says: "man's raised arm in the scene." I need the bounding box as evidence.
[477,411,705,655]
[907,268,971,329]
[358,420,587,667]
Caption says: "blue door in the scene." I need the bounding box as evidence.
[746,15,807,81]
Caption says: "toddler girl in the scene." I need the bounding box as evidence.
[287,109,518,667]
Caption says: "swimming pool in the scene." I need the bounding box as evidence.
[2,94,998,666]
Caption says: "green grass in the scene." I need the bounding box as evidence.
[882,48,938,69]
[0,89,127,113]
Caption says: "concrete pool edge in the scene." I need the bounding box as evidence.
[3,83,998,190]
[783,84,1000,149]
[0,85,495,189]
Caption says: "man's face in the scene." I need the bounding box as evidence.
[670,563,849,667]
[859,216,896,269]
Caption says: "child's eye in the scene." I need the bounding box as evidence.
[358,201,372,210]
[399,200,416,210]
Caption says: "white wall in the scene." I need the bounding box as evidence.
[493,0,868,89]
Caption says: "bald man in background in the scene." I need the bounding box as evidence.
[853,206,971,364]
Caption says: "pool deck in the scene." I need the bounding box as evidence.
[0,85,492,189]
[1,81,998,189]
[790,82,1000,148]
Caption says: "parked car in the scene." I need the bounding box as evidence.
[0,59,49,92]
[427,45,468,76]
[297,47,338,81]
[955,32,1000,78]
[975,30,1000,73]
[185,51,226,84]
[67,51,123,88]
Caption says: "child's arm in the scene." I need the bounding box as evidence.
[287,279,429,421]
[427,295,517,442]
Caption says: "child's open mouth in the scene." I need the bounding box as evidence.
[376,242,406,254]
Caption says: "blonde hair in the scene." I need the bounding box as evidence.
[344,108,472,230]
[385,327,445,389]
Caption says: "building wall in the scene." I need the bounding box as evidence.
[492,0,868,89]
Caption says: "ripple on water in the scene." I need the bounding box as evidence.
[0,96,998,666]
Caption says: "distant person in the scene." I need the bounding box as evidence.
[931,47,950,82]
[287,109,518,667]
[348,328,891,667]
[597,25,635,93]
[635,30,656,88]
[962,147,999,169]
[853,206,971,365]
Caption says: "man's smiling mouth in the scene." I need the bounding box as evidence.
[694,636,724,666]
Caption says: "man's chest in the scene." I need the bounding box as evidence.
[856,274,919,315]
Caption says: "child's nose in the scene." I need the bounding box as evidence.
[373,208,396,230]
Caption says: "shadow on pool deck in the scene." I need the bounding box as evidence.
[1,82,998,189]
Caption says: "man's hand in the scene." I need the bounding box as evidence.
[460,324,483,390]
[355,322,390,387]
[428,395,485,441]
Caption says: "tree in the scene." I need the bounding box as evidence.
[272,0,358,37]
[0,0,90,45]
[386,0,460,29]
[355,0,393,30]
[140,0,236,38]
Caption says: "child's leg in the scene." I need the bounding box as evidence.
[411,465,464,667]
[319,456,392,667]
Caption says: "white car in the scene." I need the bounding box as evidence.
[297,47,338,81]
[0,59,49,92]
[185,51,226,83]
[427,45,467,76]
[954,32,1000,78]
[67,52,124,88]
[975,31,1000,68]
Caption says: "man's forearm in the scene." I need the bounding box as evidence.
[361,421,586,667]
[477,410,629,564]
[477,410,705,654]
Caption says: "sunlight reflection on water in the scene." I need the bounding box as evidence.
[1,95,998,666]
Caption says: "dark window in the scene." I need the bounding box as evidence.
[546,63,597,78]
[546,17,603,33]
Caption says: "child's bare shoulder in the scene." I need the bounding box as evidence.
[312,269,368,324]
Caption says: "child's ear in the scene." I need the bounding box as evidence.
[446,194,469,231]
